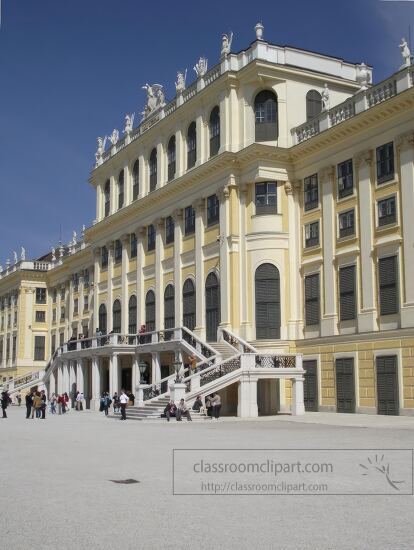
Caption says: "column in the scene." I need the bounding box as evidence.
[76,359,85,393]
[175,126,185,178]
[219,89,229,153]
[96,182,102,222]
[356,150,377,332]
[109,353,119,395]
[173,209,183,327]
[123,163,131,206]
[157,141,165,188]
[92,248,100,332]
[155,219,164,331]
[69,360,77,402]
[218,186,231,328]
[139,152,146,197]
[109,174,116,215]
[132,355,139,392]
[320,166,338,336]
[151,352,161,385]
[196,112,204,166]
[286,181,303,339]
[107,241,114,331]
[91,356,101,410]
[398,132,414,326]
[238,184,250,339]
[121,234,129,333]
[57,362,63,394]
[237,377,258,418]
[278,379,290,414]
[62,360,70,394]
[291,377,305,415]
[194,199,205,338]
[136,228,145,327]
[49,370,56,396]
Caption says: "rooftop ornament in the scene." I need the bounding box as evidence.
[356,63,370,91]
[321,83,330,111]
[95,136,107,167]
[175,70,187,94]
[194,57,208,78]
[141,83,165,120]
[255,22,264,41]
[399,37,412,69]
[124,113,135,136]
[221,32,233,58]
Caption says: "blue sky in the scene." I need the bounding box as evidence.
[0,0,412,263]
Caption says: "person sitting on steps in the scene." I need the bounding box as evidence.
[164,400,177,421]
[176,398,192,422]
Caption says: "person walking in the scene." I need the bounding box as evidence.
[205,395,213,417]
[100,392,111,416]
[119,389,128,420]
[25,391,34,419]
[210,393,222,420]
[112,392,120,413]
[1,389,10,418]
[40,390,47,419]
[32,392,43,419]
[50,393,57,414]
[63,392,69,412]
[57,393,63,415]
[16,393,22,406]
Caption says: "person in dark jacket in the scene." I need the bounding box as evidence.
[25,391,34,419]
[40,390,47,419]
[164,401,177,421]
[1,390,10,418]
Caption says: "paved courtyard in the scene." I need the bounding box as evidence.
[1,407,414,550]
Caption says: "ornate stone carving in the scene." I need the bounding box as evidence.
[355,149,373,169]
[108,129,119,146]
[255,22,264,41]
[95,136,107,166]
[356,63,370,91]
[319,166,334,184]
[321,83,330,111]
[141,84,165,119]
[13,251,18,264]
[221,32,233,58]
[124,113,135,136]
[399,37,412,69]
[175,70,187,94]
[193,57,208,78]
[20,247,25,261]
[284,181,293,195]
[172,208,183,222]
[396,131,414,151]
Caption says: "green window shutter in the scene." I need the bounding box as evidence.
[305,274,320,325]
[339,265,356,321]
[379,256,398,315]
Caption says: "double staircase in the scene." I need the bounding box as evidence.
[110,395,212,422]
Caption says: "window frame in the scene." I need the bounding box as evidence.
[377,196,397,227]
[187,122,197,169]
[118,169,124,210]
[34,335,45,361]
[147,224,156,252]
[338,209,355,239]
[114,239,122,264]
[255,182,277,215]
[165,216,175,245]
[339,265,357,321]
[376,142,394,185]
[337,159,354,199]
[132,160,139,201]
[304,174,319,211]
[184,205,195,236]
[207,195,220,226]
[304,221,320,248]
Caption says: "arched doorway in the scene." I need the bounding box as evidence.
[183,279,196,331]
[255,263,281,339]
[205,272,220,342]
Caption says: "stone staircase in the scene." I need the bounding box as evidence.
[110,395,213,422]
[210,341,237,360]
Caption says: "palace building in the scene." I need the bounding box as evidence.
[1,24,414,417]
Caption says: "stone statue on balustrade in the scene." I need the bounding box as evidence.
[221,32,233,58]
[141,84,165,119]
[108,129,120,146]
[124,113,135,135]
[95,136,107,165]
[399,38,412,68]
[194,57,208,78]
[20,247,25,261]
[321,83,330,111]
[175,70,187,94]
[72,231,77,245]
[13,251,18,264]
[51,248,56,262]
[356,63,370,91]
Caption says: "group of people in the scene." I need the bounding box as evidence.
[163,392,222,421]
[99,390,135,420]
[24,389,48,419]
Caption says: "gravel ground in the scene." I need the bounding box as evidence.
[1,407,414,550]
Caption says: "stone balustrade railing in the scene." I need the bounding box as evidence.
[292,66,410,145]
[219,327,258,353]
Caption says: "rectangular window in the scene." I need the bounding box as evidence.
[165,216,175,245]
[35,288,46,304]
[60,288,65,301]
[255,182,277,214]
[72,273,79,292]
[53,289,57,303]
[13,311,17,327]
[147,224,156,251]
[61,307,65,320]
[35,311,46,323]
[101,246,108,269]
[184,206,195,235]
[378,196,397,226]
[0,341,3,363]
[84,295,89,312]
[83,269,90,288]
[304,174,319,211]
[34,336,45,361]
[379,256,399,315]
[12,336,16,362]
[305,273,320,325]
[130,233,137,258]
[74,298,79,315]
[338,209,355,238]
[304,221,319,248]
[337,159,353,198]
[52,309,56,322]
[339,265,356,321]
[207,195,220,226]
[59,332,64,346]
[51,334,56,355]
[114,240,122,263]
[376,142,394,184]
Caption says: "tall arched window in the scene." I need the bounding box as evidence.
[128,295,137,334]
[167,136,176,181]
[112,300,121,333]
[118,170,124,210]
[145,290,156,332]
[164,284,175,340]
[209,106,220,157]
[254,90,278,142]
[132,160,139,201]
[205,273,220,342]
[187,122,197,169]
[183,279,196,331]
[104,180,110,217]
[99,304,107,334]
[306,90,322,122]
[149,148,157,192]
[255,263,280,339]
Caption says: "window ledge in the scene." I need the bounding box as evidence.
[376,177,398,189]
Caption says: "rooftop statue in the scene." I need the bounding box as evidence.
[194,57,208,78]
[399,37,412,68]
[255,22,264,41]
[95,136,107,165]
[175,70,187,94]
[109,129,120,146]
[321,83,330,111]
[51,247,56,262]
[13,251,18,264]
[221,32,233,57]
[124,113,135,135]
[141,84,165,119]
[356,63,370,90]
[20,247,25,261]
